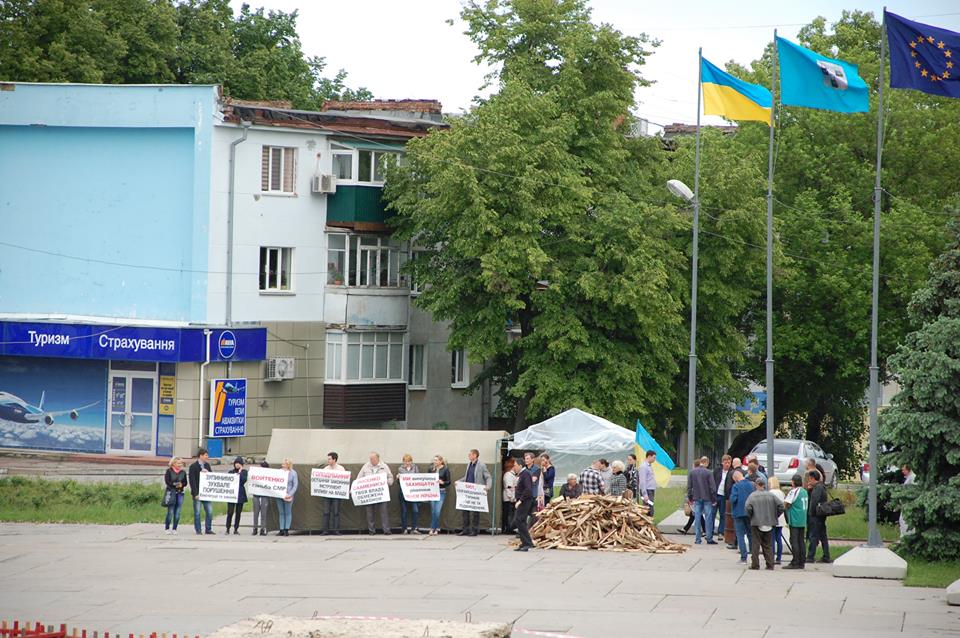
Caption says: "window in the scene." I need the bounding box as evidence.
[325,333,343,380]
[327,235,346,284]
[326,331,405,382]
[327,233,406,288]
[409,344,426,389]
[451,348,468,388]
[261,146,297,193]
[333,152,353,180]
[259,247,292,292]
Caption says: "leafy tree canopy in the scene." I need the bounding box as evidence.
[0,0,371,108]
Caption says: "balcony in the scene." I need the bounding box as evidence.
[327,184,391,227]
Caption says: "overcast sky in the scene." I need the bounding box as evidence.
[239,1,960,131]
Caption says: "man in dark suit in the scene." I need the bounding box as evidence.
[806,470,831,563]
[188,448,214,535]
[513,452,536,551]
[713,454,734,538]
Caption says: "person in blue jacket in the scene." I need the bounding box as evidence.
[728,470,756,564]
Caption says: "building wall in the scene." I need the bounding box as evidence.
[207,125,329,324]
[0,83,219,324]
[406,307,485,430]
[172,321,326,458]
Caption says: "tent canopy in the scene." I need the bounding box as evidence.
[509,408,636,483]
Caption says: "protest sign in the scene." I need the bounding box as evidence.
[398,473,440,502]
[311,468,351,499]
[455,481,489,512]
[350,473,391,506]
[198,472,240,503]
[247,466,290,498]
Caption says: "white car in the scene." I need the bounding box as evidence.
[748,439,839,488]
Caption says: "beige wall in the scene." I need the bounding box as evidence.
[172,321,326,458]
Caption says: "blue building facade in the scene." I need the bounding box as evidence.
[0,84,266,457]
[0,83,219,322]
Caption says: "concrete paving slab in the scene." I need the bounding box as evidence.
[1,522,956,638]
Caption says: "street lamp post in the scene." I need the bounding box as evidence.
[667,178,699,471]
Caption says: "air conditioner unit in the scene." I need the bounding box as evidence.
[264,357,296,382]
[311,174,337,194]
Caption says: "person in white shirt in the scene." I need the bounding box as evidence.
[637,450,658,516]
[899,464,917,538]
[713,454,733,538]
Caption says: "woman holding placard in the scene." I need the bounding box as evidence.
[225,456,248,535]
[163,457,187,534]
[277,457,298,536]
[429,454,451,535]
[397,454,422,534]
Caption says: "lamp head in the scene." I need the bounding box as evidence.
[666,179,694,202]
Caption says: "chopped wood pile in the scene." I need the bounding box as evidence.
[529,495,687,553]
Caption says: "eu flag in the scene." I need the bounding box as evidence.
[886,10,960,99]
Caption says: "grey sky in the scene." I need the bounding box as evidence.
[241,1,960,130]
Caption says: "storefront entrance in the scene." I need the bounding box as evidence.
[107,362,158,455]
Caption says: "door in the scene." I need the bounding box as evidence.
[108,370,157,455]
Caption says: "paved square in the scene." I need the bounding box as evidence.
[1,523,957,638]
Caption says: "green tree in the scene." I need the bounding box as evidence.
[0,0,370,108]
[879,224,960,560]
[388,0,692,428]
[715,11,954,473]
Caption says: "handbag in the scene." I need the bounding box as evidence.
[816,498,846,517]
[683,500,693,517]
[162,487,178,507]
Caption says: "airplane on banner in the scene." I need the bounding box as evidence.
[0,391,100,426]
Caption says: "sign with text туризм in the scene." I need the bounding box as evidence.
[209,378,246,438]
[0,321,266,363]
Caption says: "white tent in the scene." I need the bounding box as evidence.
[509,408,635,484]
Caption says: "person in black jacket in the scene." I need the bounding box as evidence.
[188,448,214,535]
[225,456,248,535]
[164,457,187,534]
[514,452,536,551]
[429,454,452,535]
[805,470,831,563]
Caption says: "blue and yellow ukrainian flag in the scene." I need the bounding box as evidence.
[634,420,675,488]
[701,57,772,124]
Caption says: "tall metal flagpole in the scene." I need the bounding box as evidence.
[764,31,778,476]
[867,9,888,549]
[686,47,704,471]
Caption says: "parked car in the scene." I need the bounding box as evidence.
[748,439,839,488]
[860,442,899,483]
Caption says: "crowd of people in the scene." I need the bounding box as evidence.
[675,453,833,569]
[161,447,488,537]
[162,446,852,568]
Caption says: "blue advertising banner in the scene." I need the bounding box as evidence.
[209,378,246,438]
[1,322,266,363]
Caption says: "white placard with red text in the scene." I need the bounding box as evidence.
[398,473,440,502]
[350,473,391,506]
[247,466,290,498]
[455,481,489,512]
[311,468,351,499]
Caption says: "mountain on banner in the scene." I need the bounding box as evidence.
[777,36,870,112]
[700,56,772,124]
[886,10,960,99]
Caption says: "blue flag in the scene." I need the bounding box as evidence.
[886,10,960,99]
[777,36,869,112]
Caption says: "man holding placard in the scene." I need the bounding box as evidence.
[313,452,348,535]
[457,448,493,536]
[356,451,395,535]
[188,448,214,535]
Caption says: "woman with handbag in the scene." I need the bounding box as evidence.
[163,457,187,534]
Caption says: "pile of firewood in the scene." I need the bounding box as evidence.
[528,495,687,553]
